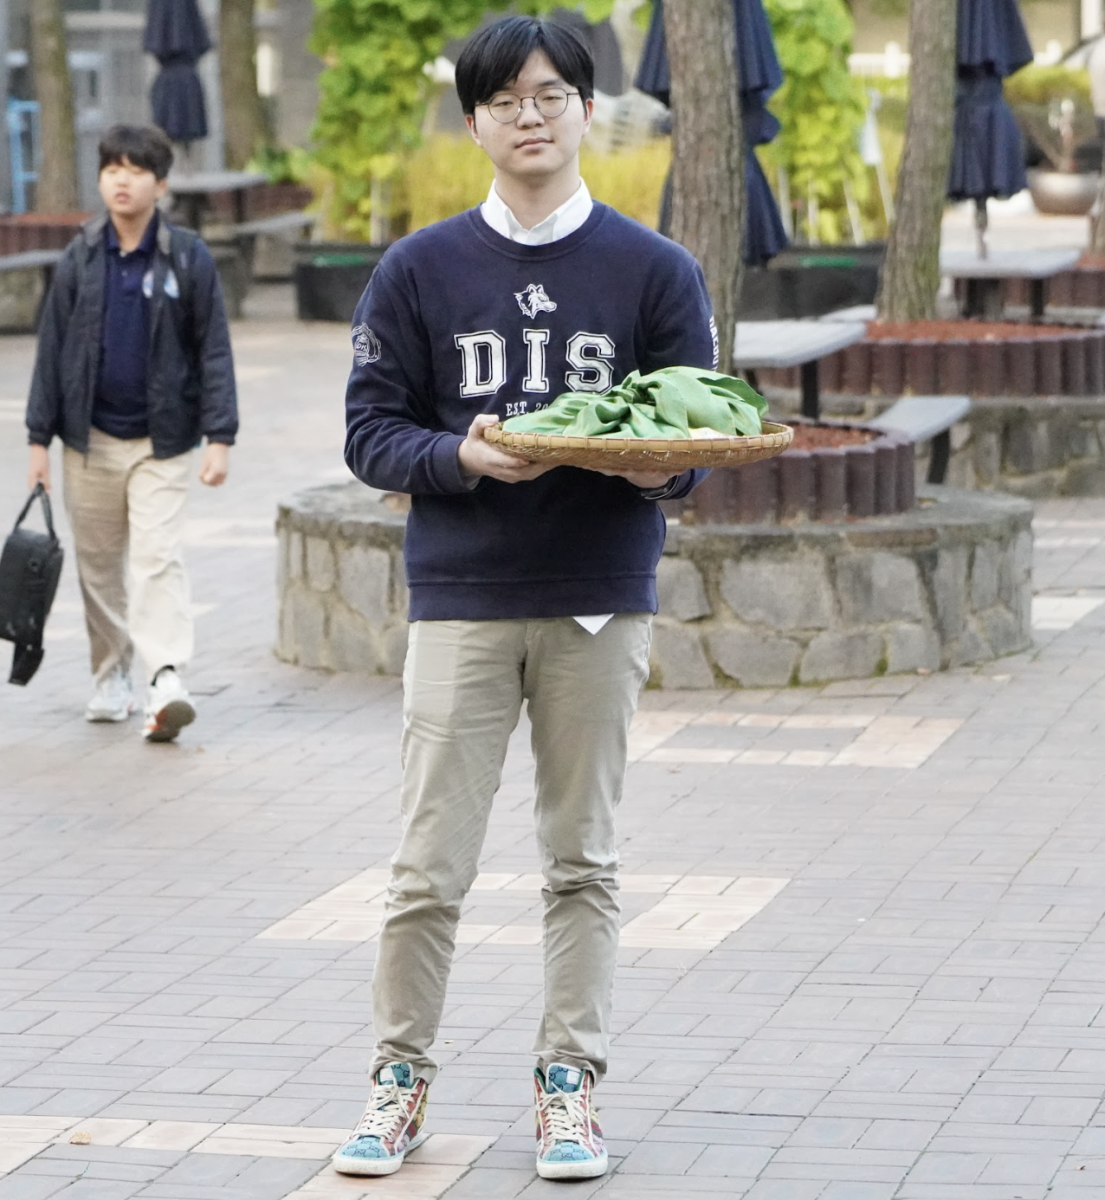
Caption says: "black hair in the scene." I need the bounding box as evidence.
[98,124,174,180]
[455,16,594,116]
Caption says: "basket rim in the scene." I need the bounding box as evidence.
[486,420,792,454]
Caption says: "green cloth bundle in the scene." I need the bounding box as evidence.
[501,365,767,440]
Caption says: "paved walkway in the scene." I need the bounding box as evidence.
[2,297,1105,1199]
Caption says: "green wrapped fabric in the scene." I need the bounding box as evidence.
[502,366,767,439]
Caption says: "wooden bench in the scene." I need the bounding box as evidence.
[225,210,317,280]
[0,249,64,331]
[867,394,971,484]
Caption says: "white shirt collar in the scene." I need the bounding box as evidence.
[480,180,593,246]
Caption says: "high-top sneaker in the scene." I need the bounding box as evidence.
[332,1062,429,1177]
[534,1062,608,1180]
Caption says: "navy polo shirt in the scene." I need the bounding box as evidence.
[92,214,159,440]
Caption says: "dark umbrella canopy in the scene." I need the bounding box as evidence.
[144,0,211,144]
[636,0,788,265]
[947,0,1030,206]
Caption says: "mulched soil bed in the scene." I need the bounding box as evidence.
[789,424,876,449]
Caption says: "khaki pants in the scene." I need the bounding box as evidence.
[371,613,652,1085]
[63,428,193,686]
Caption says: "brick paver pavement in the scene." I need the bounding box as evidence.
[2,289,1105,1199]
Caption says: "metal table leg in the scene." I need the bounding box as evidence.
[800,360,820,421]
[1029,278,1046,319]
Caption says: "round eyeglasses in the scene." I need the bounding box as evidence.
[480,88,581,124]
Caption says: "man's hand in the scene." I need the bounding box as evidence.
[28,445,51,493]
[457,414,554,484]
[199,442,229,487]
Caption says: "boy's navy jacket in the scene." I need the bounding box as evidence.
[26,213,238,459]
[345,203,716,622]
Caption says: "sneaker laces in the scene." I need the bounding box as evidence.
[538,1083,591,1144]
[352,1076,409,1140]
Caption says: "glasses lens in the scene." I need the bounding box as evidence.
[488,95,520,123]
[534,89,568,117]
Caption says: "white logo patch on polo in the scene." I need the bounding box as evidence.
[514,283,557,319]
[352,324,382,365]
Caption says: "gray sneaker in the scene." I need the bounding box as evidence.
[85,667,134,723]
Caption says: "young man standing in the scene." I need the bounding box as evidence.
[25,124,237,742]
[335,17,715,1182]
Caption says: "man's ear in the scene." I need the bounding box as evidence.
[155,178,170,200]
[466,113,483,149]
[581,96,594,137]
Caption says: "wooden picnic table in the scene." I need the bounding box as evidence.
[167,170,267,231]
[939,247,1083,319]
[733,319,867,420]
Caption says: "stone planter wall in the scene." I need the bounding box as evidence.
[276,485,409,674]
[276,483,1032,689]
[771,391,1105,499]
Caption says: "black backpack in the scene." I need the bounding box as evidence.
[0,485,64,686]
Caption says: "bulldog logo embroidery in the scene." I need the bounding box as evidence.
[352,324,382,365]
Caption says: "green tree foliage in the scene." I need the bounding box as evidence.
[760,0,867,242]
[310,0,616,240]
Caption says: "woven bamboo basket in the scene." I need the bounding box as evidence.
[484,421,793,470]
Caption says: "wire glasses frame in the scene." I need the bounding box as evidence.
[480,89,581,124]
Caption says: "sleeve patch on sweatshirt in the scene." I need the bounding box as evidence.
[353,324,382,365]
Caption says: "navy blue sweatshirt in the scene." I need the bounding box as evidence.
[344,203,716,621]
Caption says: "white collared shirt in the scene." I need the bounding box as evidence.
[480,180,593,245]
[480,180,612,634]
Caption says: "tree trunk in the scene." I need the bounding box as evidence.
[29,0,79,213]
[219,0,270,170]
[874,0,958,322]
[662,0,745,368]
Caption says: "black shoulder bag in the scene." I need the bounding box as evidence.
[0,484,65,685]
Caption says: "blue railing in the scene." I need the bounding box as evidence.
[6,98,40,214]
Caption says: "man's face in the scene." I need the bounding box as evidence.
[98,157,168,220]
[466,50,592,184]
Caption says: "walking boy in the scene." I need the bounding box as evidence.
[25,123,237,742]
[335,16,715,1181]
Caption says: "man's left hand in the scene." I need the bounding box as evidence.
[199,442,229,487]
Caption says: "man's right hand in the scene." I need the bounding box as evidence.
[457,413,554,484]
[28,445,51,493]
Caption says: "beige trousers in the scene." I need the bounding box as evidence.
[371,613,652,1085]
[63,428,193,686]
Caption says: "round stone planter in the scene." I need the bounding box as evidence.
[0,212,91,255]
[668,422,915,525]
[275,482,1033,688]
[760,321,1105,398]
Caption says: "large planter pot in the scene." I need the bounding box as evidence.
[293,242,388,323]
[1027,168,1100,216]
[740,243,884,320]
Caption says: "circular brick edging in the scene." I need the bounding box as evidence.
[761,325,1105,397]
[275,483,1032,689]
[670,422,915,525]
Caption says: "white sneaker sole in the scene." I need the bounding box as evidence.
[86,702,134,723]
[536,1150,609,1180]
[143,698,196,743]
[331,1127,427,1177]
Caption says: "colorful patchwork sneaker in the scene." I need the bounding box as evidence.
[534,1062,608,1180]
[332,1062,428,1177]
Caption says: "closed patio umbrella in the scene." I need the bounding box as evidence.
[948,0,1033,258]
[144,0,211,145]
[636,0,788,266]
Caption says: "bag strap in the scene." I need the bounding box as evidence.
[12,483,57,541]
